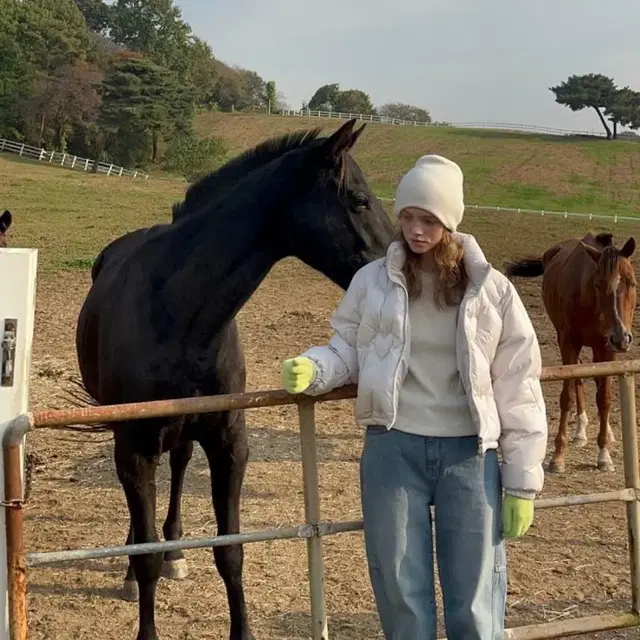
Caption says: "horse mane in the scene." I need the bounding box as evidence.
[594,232,614,248]
[600,245,624,278]
[172,127,324,220]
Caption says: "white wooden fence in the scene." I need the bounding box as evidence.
[0,139,148,180]
[278,108,635,139]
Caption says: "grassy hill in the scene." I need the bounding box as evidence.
[195,112,640,217]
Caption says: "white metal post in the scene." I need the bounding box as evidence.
[0,249,38,640]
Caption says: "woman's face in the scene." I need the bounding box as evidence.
[398,207,445,254]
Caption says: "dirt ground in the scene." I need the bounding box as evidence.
[20,211,640,639]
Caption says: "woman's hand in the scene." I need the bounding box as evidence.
[502,494,534,539]
[281,357,317,393]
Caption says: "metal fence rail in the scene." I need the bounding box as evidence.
[0,138,148,180]
[2,358,640,639]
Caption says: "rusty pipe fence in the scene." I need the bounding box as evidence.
[2,359,640,639]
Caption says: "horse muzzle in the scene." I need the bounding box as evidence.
[609,330,633,352]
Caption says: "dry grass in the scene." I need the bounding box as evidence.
[3,135,640,638]
[195,112,640,214]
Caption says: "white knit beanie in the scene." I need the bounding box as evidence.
[392,154,465,232]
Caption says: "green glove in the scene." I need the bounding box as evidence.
[502,494,534,539]
[281,357,317,394]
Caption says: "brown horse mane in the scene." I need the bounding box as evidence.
[592,232,614,248]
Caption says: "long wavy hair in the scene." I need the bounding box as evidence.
[399,229,469,308]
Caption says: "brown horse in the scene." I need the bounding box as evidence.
[504,232,637,474]
[0,210,12,247]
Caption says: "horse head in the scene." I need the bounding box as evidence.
[0,210,12,248]
[275,118,395,289]
[582,236,637,352]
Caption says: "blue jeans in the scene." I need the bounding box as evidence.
[360,426,506,640]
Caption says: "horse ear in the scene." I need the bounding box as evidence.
[621,237,636,258]
[321,118,358,160]
[0,210,11,232]
[580,241,601,263]
[348,123,366,149]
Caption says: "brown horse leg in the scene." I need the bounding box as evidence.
[572,376,589,447]
[549,336,579,473]
[593,346,615,472]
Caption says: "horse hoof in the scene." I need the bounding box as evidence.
[572,436,588,448]
[162,558,188,580]
[597,449,614,472]
[547,460,565,474]
[122,579,139,602]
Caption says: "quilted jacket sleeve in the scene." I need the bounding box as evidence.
[491,280,548,500]
[299,265,368,396]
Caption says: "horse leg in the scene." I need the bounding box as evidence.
[161,441,194,580]
[121,442,193,598]
[549,336,579,473]
[123,520,139,602]
[199,411,254,640]
[593,347,615,472]
[115,433,162,640]
[572,375,589,447]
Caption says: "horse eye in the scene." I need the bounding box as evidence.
[353,196,369,209]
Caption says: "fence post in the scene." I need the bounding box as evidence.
[0,249,38,640]
[3,439,26,640]
[297,400,328,640]
[619,373,640,613]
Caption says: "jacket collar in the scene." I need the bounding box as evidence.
[385,232,492,288]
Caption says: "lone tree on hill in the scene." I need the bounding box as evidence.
[550,73,640,139]
[604,86,640,138]
[378,102,431,123]
[308,83,376,115]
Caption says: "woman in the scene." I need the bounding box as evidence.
[281,154,548,639]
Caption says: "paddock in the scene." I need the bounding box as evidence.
[7,209,640,639]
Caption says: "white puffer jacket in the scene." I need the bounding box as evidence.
[302,233,548,499]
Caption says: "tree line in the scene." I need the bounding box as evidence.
[304,84,432,123]
[551,74,640,139]
[0,0,287,176]
[0,0,436,177]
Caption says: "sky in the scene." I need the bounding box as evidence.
[174,0,640,133]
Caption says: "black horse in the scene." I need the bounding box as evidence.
[0,210,12,247]
[74,119,395,640]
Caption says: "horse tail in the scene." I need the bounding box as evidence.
[57,377,113,435]
[503,257,544,278]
